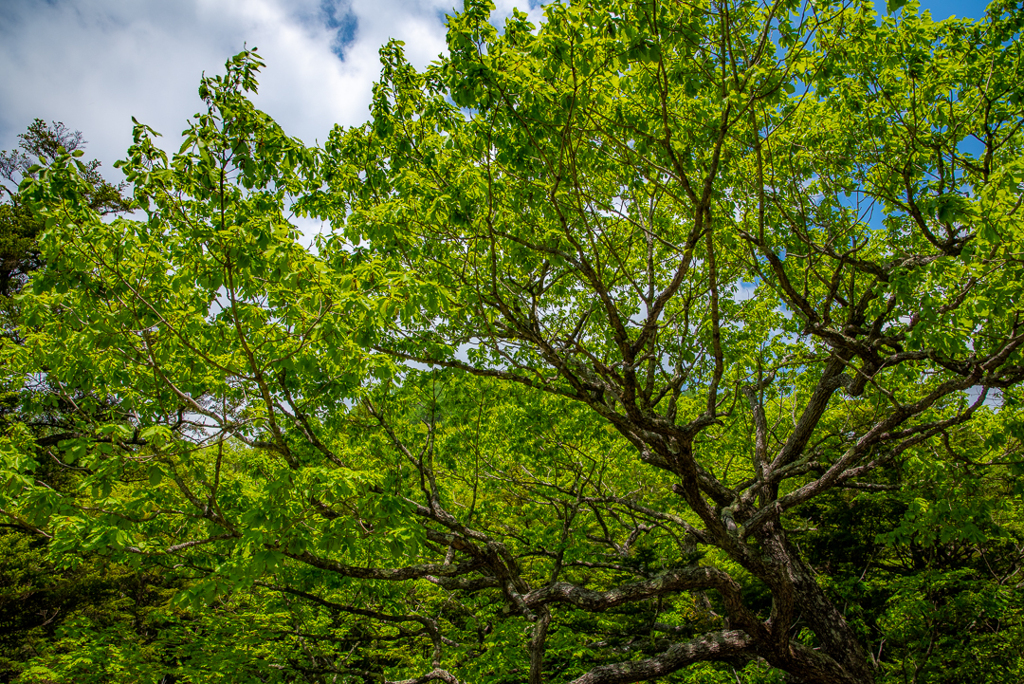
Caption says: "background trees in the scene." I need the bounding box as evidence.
[0,122,180,684]
[0,120,128,300]
[2,1,1024,683]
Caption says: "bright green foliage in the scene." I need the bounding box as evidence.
[4,1,1024,683]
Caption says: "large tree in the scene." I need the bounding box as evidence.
[5,1,1024,683]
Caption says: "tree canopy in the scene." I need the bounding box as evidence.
[3,0,1024,683]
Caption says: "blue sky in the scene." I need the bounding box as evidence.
[907,0,990,20]
[0,0,998,179]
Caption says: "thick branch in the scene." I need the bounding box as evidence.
[568,630,755,684]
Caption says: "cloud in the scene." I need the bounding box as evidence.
[0,0,461,174]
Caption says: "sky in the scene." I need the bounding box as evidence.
[0,0,995,182]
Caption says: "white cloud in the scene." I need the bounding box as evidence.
[0,0,464,174]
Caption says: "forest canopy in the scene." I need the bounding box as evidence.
[3,0,1024,683]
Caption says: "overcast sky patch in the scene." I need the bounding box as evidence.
[0,0,458,173]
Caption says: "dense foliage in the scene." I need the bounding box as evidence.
[3,0,1024,682]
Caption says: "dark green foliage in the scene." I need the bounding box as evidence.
[0,528,183,683]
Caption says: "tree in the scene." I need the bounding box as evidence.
[6,1,1024,683]
[1,120,130,433]
[0,119,128,300]
[0,123,173,684]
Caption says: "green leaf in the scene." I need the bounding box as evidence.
[886,0,908,14]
